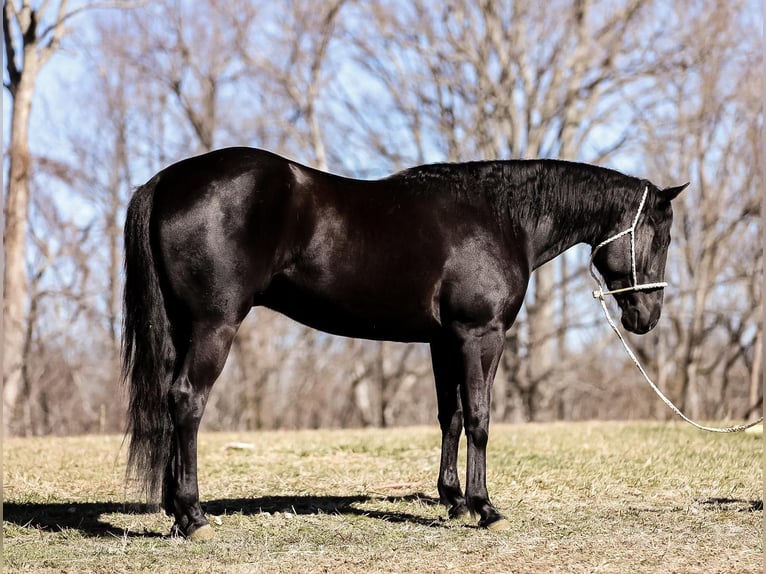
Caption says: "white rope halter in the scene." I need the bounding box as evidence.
[589,186,668,298]
[589,186,763,433]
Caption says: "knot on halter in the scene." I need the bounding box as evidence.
[589,186,668,299]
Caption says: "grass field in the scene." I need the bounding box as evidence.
[3,422,762,573]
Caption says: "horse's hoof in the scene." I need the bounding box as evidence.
[187,524,215,541]
[485,517,511,532]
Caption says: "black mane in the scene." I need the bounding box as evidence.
[392,159,644,242]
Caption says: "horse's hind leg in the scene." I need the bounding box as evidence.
[163,319,239,540]
[430,338,470,520]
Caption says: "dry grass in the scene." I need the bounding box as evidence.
[3,422,762,573]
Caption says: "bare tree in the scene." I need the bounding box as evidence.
[250,0,347,170]
[19,191,94,435]
[2,0,133,434]
[4,0,64,435]
[632,0,762,421]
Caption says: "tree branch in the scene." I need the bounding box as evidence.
[37,0,138,44]
[3,0,21,94]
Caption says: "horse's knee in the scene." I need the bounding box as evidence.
[168,377,192,405]
[467,427,488,449]
[168,377,207,423]
[464,416,489,448]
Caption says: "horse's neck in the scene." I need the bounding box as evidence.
[403,159,632,270]
[510,179,623,271]
[524,215,597,271]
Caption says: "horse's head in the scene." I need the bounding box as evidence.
[591,181,688,334]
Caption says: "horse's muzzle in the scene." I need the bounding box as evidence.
[615,292,663,335]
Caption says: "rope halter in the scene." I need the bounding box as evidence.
[589,186,667,300]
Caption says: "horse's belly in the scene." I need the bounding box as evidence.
[260,273,441,343]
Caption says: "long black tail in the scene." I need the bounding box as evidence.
[122,175,175,502]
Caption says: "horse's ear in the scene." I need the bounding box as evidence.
[659,182,689,202]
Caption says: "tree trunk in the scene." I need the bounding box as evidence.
[3,51,38,436]
[527,263,556,401]
[376,342,387,427]
[748,329,762,422]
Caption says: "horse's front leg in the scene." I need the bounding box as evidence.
[430,339,470,520]
[456,323,509,530]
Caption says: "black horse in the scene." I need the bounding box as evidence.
[122,147,686,539]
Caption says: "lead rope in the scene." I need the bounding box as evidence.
[590,187,763,433]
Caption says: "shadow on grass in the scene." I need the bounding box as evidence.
[3,493,447,538]
[205,492,445,527]
[7,494,761,538]
[2,501,165,538]
[698,497,763,512]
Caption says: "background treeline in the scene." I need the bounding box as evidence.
[3,0,762,436]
